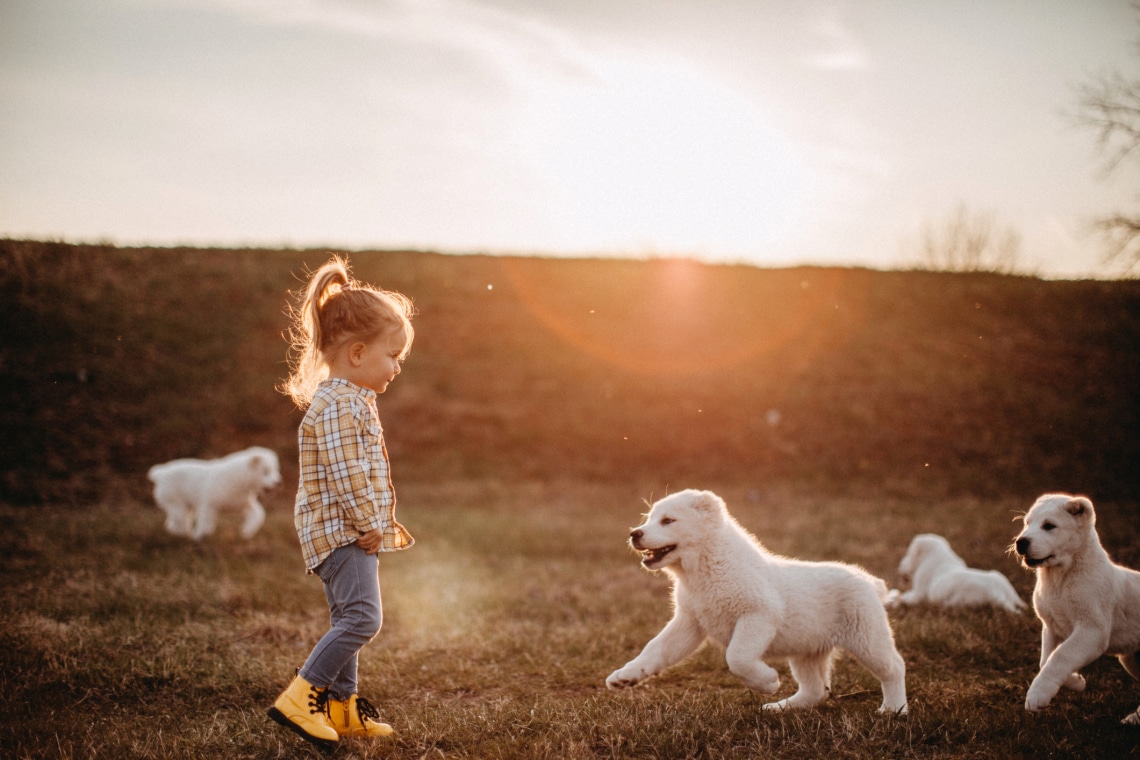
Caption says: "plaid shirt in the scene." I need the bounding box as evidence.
[294,378,414,573]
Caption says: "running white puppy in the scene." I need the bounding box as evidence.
[606,489,908,714]
[1014,493,1140,724]
[148,446,282,540]
[889,533,1026,612]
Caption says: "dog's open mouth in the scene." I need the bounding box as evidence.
[1023,554,1054,568]
[640,545,676,566]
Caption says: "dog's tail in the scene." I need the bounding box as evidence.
[990,571,1029,613]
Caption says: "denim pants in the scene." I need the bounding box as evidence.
[299,544,382,701]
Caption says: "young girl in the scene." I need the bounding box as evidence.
[268,255,415,750]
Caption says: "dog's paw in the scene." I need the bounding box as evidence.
[756,674,780,694]
[883,589,902,609]
[1122,708,1140,726]
[1062,672,1086,692]
[763,694,829,712]
[1025,680,1056,713]
[877,702,908,716]
[605,669,641,690]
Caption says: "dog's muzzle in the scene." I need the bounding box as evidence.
[1015,536,1051,568]
[630,529,675,567]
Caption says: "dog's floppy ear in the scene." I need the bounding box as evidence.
[691,490,726,513]
[1065,496,1093,519]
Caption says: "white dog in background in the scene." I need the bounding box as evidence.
[886,533,1026,613]
[606,489,908,714]
[148,446,281,540]
[1014,493,1140,724]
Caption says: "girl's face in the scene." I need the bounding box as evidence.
[349,326,408,394]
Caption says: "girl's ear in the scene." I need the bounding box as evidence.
[346,341,366,366]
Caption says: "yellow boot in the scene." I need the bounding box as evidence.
[328,694,395,738]
[266,674,340,750]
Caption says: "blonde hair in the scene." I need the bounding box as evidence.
[282,255,415,407]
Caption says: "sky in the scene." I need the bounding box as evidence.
[2,0,1139,278]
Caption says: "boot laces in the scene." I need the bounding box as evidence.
[308,686,331,716]
[355,696,382,723]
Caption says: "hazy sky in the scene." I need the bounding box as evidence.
[2,0,1139,277]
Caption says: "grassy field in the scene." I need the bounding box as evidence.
[5,482,1140,758]
[2,241,1140,757]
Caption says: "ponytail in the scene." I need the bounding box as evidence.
[281,255,414,407]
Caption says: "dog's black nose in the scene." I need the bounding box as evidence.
[630,529,643,541]
[1015,537,1029,556]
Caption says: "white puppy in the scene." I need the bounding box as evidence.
[889,533,1026,613]
[606,489,908,714]
[148,446,281,540]
[1014,493,1140,724]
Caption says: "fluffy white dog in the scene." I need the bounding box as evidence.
[148,446,281,540]
[1014,493,1140,724]
[888,533,1026,613]
[606,489,908,714]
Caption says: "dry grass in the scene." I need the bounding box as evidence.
[2,241,1139,504]
[2,242,1140,757]
[3,481,1140,758]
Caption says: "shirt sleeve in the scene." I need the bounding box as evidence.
[314,397,386,534]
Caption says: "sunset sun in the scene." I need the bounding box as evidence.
[511,54,814,260]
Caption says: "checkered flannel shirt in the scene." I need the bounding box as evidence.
[294,378,414,573]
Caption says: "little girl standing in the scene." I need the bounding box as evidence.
[268,255,415,750]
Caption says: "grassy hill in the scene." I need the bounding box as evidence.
[5,239,1140,759]
[2,239,1138,504]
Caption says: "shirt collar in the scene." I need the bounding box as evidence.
[321,377,377,401]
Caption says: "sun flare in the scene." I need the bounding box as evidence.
[500,256,863,378]
[513,54,814,259]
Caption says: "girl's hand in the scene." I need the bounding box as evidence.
[356,528,382,554]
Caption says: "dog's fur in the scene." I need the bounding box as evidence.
[1014,493,1140,723]
[606,489,907,714]
[148,446,281,540]
[887,533,1026,612]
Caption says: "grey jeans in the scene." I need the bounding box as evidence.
[299,544,383,700]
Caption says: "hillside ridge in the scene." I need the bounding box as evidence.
[1,240,1137,503]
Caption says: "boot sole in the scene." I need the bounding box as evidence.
[266,706,339,751]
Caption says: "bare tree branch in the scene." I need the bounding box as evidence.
[1076,72,1140,174]
[919,204,1023,275]
[1074,15,1140,271]
[1096,213,1140,270]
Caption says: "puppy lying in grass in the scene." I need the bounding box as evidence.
[887,533,1026,613]
[1014,493,1140,724]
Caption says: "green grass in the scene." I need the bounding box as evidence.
[3,481,1140,758]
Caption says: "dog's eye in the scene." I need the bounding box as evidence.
[1042,522,1055,531]
[660,517,676,525]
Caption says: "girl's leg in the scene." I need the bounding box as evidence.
[319,580,360,699]
[330,653,359,703]
[299,544,382,700]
